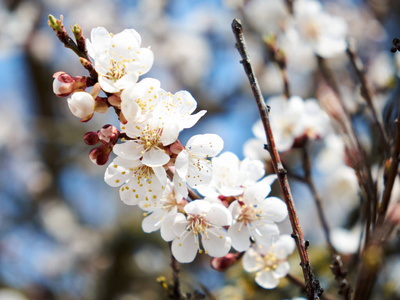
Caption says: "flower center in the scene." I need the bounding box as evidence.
[238,204,262,225]
[187,214,208,235]
[262,252,279,271]
[105,56,131,81]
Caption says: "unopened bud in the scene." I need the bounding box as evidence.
[53,71,87,97]
[84,131,100,145]
[67,91,95,121]
[98,125,119,144]
[210,253,241,272]
[89,145,112,165]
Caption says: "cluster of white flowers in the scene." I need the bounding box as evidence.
[53,25,294,289]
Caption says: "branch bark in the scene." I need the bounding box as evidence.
[232,19,322,300]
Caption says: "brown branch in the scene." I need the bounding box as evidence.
[232,19,322,300]
[330,255,352,300]
[48,15,97,79]
[301,145,336,254]
[346,40,389,156]
[377,102,400,224]
[286,274,339,300]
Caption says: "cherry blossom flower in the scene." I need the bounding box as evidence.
[157,89,207,131]
[197,152,265,198]
[162,200,232,263]
[120,78,161,123]
[173,134,224,198]
[104,157,167,206]
[141,181,185,240]
[228,175,287,251]
[87,27,154,93]
[114,117,179,168]
[242,235,295,289]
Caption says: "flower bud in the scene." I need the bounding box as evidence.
[53,72,87,97]
[89,145,112,165]
[67,91,95,121]
[98,125,119,144]
[210,253,241,272]
[84,131,100,145]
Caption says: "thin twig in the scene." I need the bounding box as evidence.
[301,144,336,254]
[377,101,400,224]
[346,40,389,156]
[264,35,291,98]
[316,55,377,245]
[232,19,322,300]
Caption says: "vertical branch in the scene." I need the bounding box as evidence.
[232,19,322,300]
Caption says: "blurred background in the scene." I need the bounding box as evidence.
[0,0,400,299]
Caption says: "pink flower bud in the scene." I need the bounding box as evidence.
[53,72,87,97]
[210,253,241,272]
[67,91,95,120]
[169,140,184,155]
[84,131,100,145]
[89,145,112,166]
[98,125,119,144]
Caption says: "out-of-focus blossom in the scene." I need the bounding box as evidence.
[242,235,295,289]
[292,0,348,58]
[331,227,360,254]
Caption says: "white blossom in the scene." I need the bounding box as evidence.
[87,27,153,93]
[163,200,232,263]
[197,152,265,198]
[228,175,288,251]
[242,235,295,289]
[104,157,166,206]
[173,134,224,198]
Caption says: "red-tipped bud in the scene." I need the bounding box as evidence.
[108,95,122,107]
[84,131,100,145]
[210,253,241,272]
[53,72,87,97]
[89,144,112,165]
[98,125,119,144]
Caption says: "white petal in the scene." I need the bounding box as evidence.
[132,47,154,75]
[184,200,211,215]
[260,197,288,223]
[239,158,265,184]
[255,270,280,289]
[113,141,144,161]
[243,175,277,203]
[187,159,213,188]
[115,73,139,90]
[104,158,136,187]
[186,134,224,157]
[142,147,170,167]
[173,172,188,199]
[228,221,251,252]
[272,261,290,279]
[202,228,231,257]
[242,247,262,272]
[142,209,165,233]
[273,235,296,259]
[181,110,207,129]
[206,203,232,226]
[98,76,120,93]
[175,150,189,178]
[172,231,198,263]
[253,223,280,247]
[160,213,182,241]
